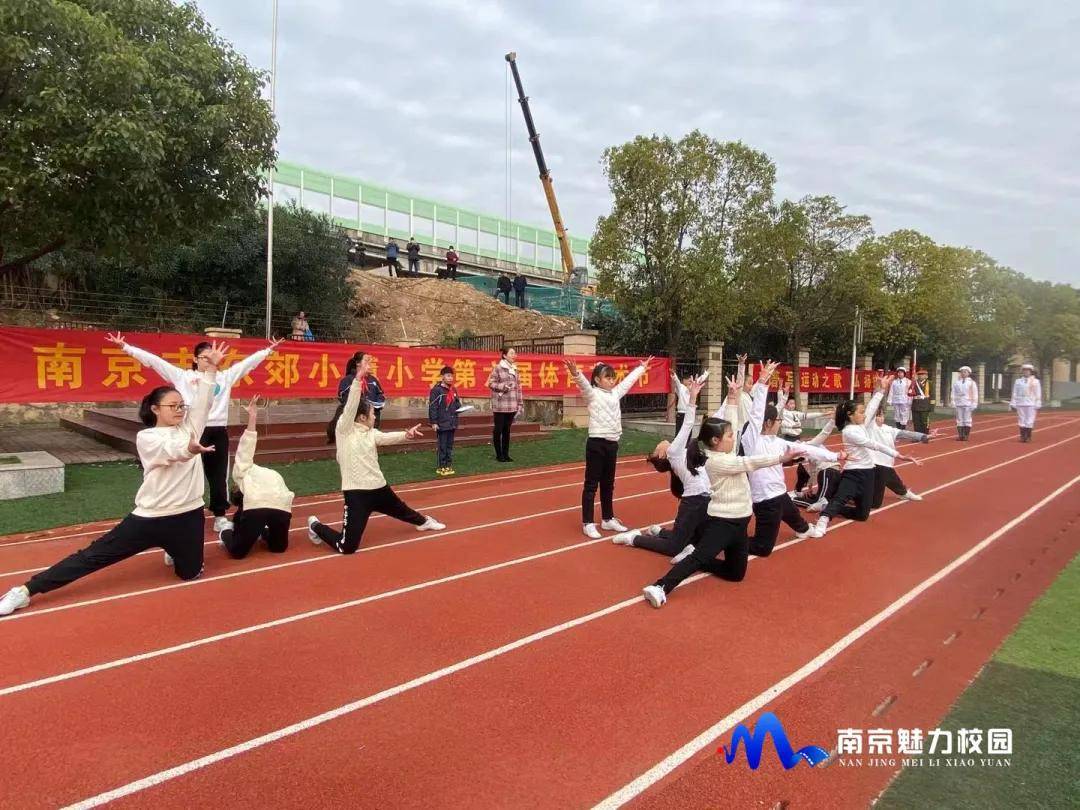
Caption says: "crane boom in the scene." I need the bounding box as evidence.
[504,51,577,282]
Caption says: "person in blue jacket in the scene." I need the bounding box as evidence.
[428,365,463,477]
[326,351,387,443]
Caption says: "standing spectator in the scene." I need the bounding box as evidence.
[406,237,421,277]
[513,273,528,308]
[496,273,513,304]
[291,311,309,342]
[429,366,463,477]
[445,246,460,280]
[487,347,523,462]
[385,239,402,277]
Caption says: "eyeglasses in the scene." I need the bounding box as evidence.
[159,403,187,411]
[195,355,211,362]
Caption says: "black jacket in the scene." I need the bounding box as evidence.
[428,383,462,430]
[512,274,527,292]
[497,275,512,292]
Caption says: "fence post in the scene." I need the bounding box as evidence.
[696,341,725,416]
[562,330,598,427]
[859,354,874,402]
[796,347,811,411]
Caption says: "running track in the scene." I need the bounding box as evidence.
[0,412,1078,809]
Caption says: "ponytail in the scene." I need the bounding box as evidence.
[835,400,857,430]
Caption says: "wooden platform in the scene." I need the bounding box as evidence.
[60,403,547,462]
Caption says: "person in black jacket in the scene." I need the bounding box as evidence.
[406,237,421,276]
[428,366,463,477]
[513,273,527,308]
[496,273,512,304]
[326,352,388,443]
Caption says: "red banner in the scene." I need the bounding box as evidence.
[754,364,876,395]
[0,327,669,403]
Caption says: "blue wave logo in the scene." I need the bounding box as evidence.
[721,712,829,770]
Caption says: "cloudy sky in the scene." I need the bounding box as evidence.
[197,0,1079,285]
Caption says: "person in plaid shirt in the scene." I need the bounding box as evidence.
[487,347,523,462]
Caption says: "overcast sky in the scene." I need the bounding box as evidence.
[196,0,1079,285]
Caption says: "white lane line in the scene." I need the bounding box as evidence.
[60,469,1080,810]
[593,470,1080,808]
[6,429,1076,702]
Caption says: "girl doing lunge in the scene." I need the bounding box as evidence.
[867,407,934,508]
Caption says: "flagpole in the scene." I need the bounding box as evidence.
[849,306,860,399]
[264,0,279,340]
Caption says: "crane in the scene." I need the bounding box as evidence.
[504,52,583,287]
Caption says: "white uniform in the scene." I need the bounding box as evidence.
[1010,376,1042,429]
[888,377,913,427]
[951,377,979,427]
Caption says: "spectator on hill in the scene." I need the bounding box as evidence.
[291,311,309,341]
[497,273,513,304]
[406,237,421,276]
[386,239,402,277]
[513,273,528,308]
[446,246,459,280]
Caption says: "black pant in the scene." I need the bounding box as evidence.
[674,412,686,437]
[373,408,382,429]
[408,257,419,275]
[750,493,809,557]
[515,290,525,307]
[312,487,426,554]
[448,265,457,280]
[872,465,908,508]
[634,494,710,556]
[817,467,841,502]
[200,426,230,517]
[436,428,456,468]
[822,468,875,521]
[795,462,811,492]
[912,408,931,435]
[26,508,205,595]
[493,411,516,460]
[654,515,750,594]
[582,437,619,523]
[387,258,401,276]
[220,507,291,559]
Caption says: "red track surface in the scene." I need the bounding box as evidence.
[1,412,1078,809]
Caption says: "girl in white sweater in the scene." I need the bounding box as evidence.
[219,395,296,558]
[642,379,800,609]
[1009,363,1042,443]
[566,356,653,539]
[0,343,229,616]
[307,357,444,554]
[867,408,933,508]
[107,332,282,532]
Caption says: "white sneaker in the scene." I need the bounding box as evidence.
[163,552,174,566]
[814,516,830,535]
[787,490,799,499]
[795,527,813,539]
[670,544,695,565]
[612,531,639,546]
[645,524,663,537]
[213,516,233,533]
[601,518,629,533]
[307,515,322,544]
[808,498,827,513]
[804,526,825,539]
[0,585,30,616]
[902,491,923,501]
[417,516,445,531]
[642,585,667,609]
[583,523,602,539]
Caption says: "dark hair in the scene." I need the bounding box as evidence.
[139,386,179,427]
[326,396,374,444]
[591,363,615,386]
[763,404,779,427]
[834,399,858,430]
[440,365,454,376]
[645,454,684,498]
[500,347,511,358]
[689,416,731,469]
[191,341,212,370]
[229,489,244,510]
[345,351,365,377]
[785,395,796,405]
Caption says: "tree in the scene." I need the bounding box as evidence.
[1016,279,1080,400]
[0,0,277,273]
[590,131,775,410]
[964,256,1026,363]
[745,195,874,395]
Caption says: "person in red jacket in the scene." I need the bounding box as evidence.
[445,246,459,280]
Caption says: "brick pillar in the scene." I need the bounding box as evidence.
[696,341,725,416]
[562,330,598,427]
[932,359,943,405]
[859,355,874,402]
[796,348,811,411]
[976,362,987,403]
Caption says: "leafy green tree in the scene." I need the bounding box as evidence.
[0,0,276,273]
[1016,279,1080,399]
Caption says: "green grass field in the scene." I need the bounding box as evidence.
[878,553,1080,809]
[0,427,664,535]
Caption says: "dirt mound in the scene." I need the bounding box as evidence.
[348,271,578,345]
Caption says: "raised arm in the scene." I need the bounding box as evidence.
[671,371,689,411]
[806,419,836,446]
[181,343,227,440]
[109,333,186,388]
[785,440,838,465]
[221,339,281,386]
[564,358,594,402]
[232,395,262,485]
[336,377,365,437]
[613,357,652,399]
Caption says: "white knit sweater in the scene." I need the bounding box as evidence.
[335,378,409,490]
[573,365,646,440]
[232,429,295,512]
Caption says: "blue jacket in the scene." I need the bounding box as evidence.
[428,383,462,430]
[337,373,386,407]
[386,242,399,259]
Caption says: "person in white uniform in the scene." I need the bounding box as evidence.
[887,367,913,429]
[1009,363,1042,443]
[950,365,979,441]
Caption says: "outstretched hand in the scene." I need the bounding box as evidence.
[725,374,740,403]
[204,341,228,368]
[187,438,215,455]
[243,395,263,420]
[902,453,922,466]
[563,358,579,375]
[267,337,284,351]
[688,378,705,404]
[105,332,126,347]
[405,423,424,440]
